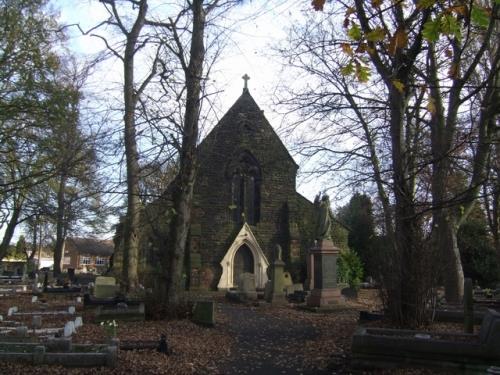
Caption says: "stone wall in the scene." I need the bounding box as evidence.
[190,90,314,289]
[113,90,315,290]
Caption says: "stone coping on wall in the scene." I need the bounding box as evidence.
[351,309,500,371]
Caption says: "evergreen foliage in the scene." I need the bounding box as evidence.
[458,215,499,288]
[337,248,364,289]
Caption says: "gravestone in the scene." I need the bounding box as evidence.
[16,326,28,337]
[64,321,75,337]
[32,315,42,330]
[7,306,18,316]
[192,301,215,326]
[238,272,257,301]
[94,277,118,299]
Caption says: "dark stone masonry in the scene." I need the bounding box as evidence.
[117,84,316,291]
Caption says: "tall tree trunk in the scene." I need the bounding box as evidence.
[53,173,67,276]
[0,196,24,260]
[30,216,38,262]
[166,0,206,307]
[387,90,424,326]
[121,0,148,292]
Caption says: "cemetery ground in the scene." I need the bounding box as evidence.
[0,291,480,374]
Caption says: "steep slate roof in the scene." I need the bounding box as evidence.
[65,237,114,256]
[198,88,298,168]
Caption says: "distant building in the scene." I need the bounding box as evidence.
[63,237,113,274]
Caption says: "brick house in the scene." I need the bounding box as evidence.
[63,237,113,274]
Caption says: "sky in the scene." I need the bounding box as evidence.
[53,0,304,121]
[50,0,322,198]
[1,1,326,244]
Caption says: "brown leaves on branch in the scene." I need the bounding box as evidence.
[311,0,326,11]
[388,28,408,56]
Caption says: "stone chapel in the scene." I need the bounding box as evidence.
[126,78,316,291]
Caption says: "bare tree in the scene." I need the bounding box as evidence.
[277,0,500,325]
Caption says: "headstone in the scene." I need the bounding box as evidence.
[192,300,215,326]
[74,316,83,329]
[76,296,82,303]
[0,315,3,322]
[7,306,18,316]
[15,326,28,336]
[238,272,257,301]
[32,315,42,329]
[32,295,38,303]
[68,306,76,314]
[64,321,75,337]
[94,276,118,299]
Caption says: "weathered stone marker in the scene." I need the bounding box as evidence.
[192,300,215,326]
[32,315,42,330]
[64,321,75,337]
[238,272,257,301]
[7,306,18,316]
[94,276,118,299]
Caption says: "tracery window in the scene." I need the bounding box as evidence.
[228,151,261,225]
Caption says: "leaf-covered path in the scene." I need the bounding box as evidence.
[217,302,358,374]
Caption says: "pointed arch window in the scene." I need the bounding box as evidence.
[228,151,261,225]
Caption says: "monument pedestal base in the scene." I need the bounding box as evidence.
[307,287,343,307]
[306,238,344,308]
[266,258,288,305]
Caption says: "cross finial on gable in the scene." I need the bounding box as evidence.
[242,74,250,91]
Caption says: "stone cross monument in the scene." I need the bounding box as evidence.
[266,244,287,305]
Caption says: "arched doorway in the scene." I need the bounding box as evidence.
[233,244,254,285]
[218,223,269,290]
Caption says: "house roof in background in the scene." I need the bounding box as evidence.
[65,237,113,256]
